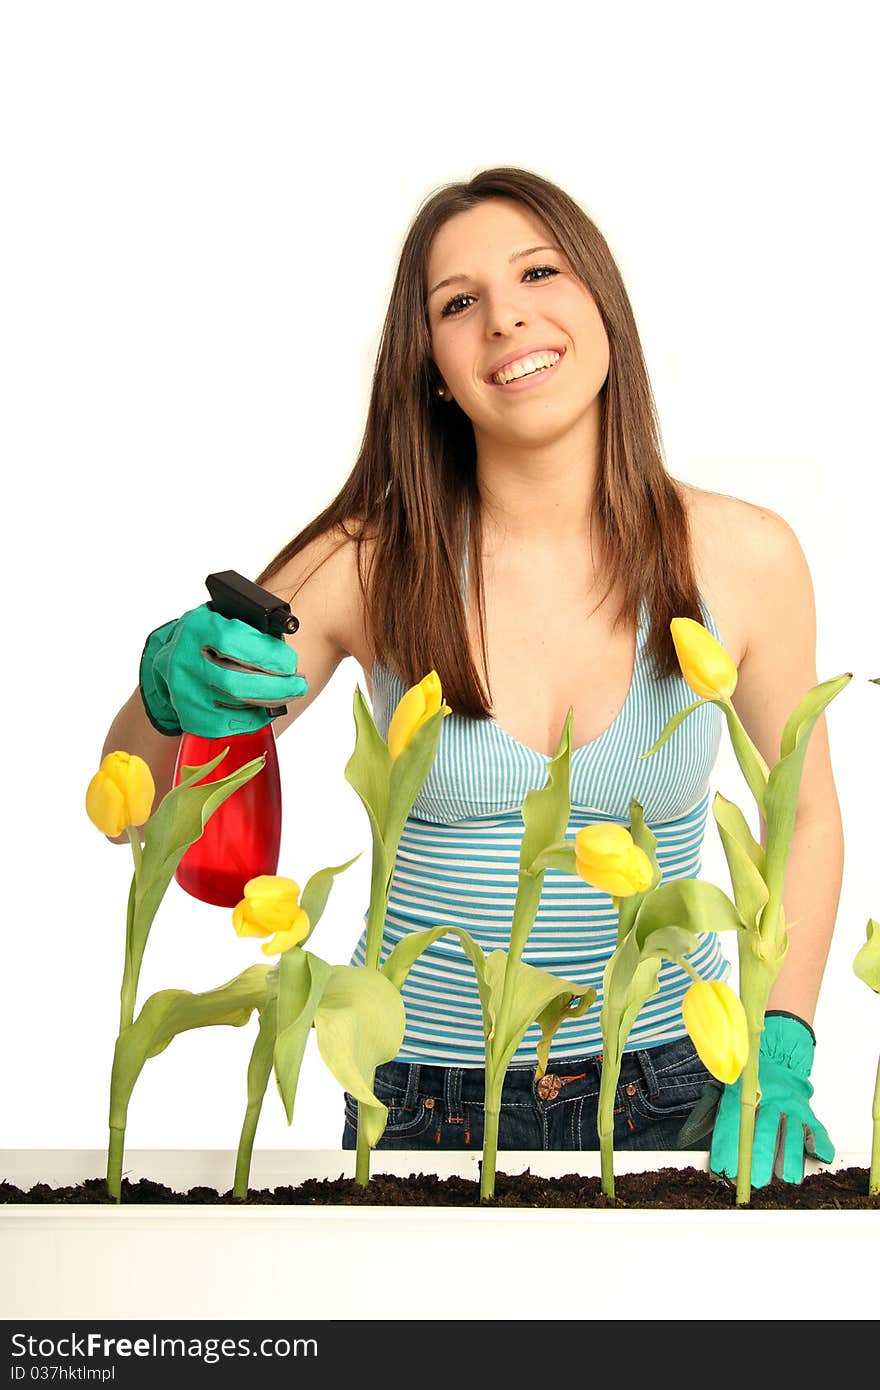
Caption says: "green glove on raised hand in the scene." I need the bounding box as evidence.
[709,1011,835,1187]
[139,604,308,738]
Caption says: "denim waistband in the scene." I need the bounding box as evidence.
[373,1038,693,1113]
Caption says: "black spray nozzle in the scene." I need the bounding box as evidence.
[205,570,299,718]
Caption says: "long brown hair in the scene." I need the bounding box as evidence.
[257,166,702,718]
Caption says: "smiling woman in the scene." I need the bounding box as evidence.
[102,166,845,1188]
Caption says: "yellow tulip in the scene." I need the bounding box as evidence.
[86,750,155,837]
[670,617,738,700]
[232,875,310,955]
[574,823,654,898]
[682,980,749,1085]
[387,670,450,761]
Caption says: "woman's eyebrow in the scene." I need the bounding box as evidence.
[428,245,561,298]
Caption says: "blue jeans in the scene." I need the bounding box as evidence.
[342,1035,714,1152]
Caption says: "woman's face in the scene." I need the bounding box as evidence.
[426,198,610,449]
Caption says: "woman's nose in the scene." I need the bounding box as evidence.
[483,288,526,337]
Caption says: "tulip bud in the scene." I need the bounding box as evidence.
[574,823,654,898]
[682,980,749,1084]
[387,670,450,761]
[232,875,310,955]
[86,750,156,838]
[670,618,738,700]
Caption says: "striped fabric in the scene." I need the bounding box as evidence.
[350,576,731,1065]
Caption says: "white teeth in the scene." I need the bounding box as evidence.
[492,350,561,385]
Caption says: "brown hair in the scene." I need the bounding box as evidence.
[257,166,702,718]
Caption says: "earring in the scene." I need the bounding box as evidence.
[436,386,447,399]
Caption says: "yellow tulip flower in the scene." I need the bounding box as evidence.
[86,751,155,837]
[232,875,310,955]
[682,980,749,1085]
[670,617,738,700]
[387,670,450,761]
[574,823,654,898]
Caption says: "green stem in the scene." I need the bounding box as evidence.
[106,1124,125,1203]
[870,1052,880,1198]
[234,1100,263,1202]
[735,1034,761,1206]
[598,1058,617,1201]
[355,844,392,1187]
[481,1102,500,1201]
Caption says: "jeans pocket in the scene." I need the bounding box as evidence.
[342,1087,437,1145]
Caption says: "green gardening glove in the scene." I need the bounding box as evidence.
[139,604,308,738]
[709,1011,835,1186]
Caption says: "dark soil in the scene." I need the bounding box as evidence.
[2,1165,877,1209]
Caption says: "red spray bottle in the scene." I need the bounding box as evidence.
[173,570,299,908]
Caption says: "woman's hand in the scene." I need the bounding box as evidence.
[139,604,308,738]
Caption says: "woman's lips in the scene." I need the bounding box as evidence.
[489,350,565,392]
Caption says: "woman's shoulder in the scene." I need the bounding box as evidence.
[264,519,376,670]
[678,481,812,662]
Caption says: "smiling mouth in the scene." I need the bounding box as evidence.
[490,349,563,386]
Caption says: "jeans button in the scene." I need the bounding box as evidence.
[536,1073,562,1101]
[625,1083,637,1096]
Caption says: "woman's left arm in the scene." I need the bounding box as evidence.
[729,507,844,1025]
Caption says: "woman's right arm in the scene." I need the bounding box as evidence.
[99,527,366,839]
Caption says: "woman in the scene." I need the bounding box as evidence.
[108,167,843,1185]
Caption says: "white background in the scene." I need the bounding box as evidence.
[2,0,877,1185]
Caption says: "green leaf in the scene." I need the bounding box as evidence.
[720,701,769,813]
[486,954,592,1080]
[534,986,596,1077]
[763,672,852,898]
[712,792,769,933]
[640,698,706,759]
[384,706,447,853]
[520,710,573,873]
[526,842,577,877]
[129,752,267,989]
[109,964,272,1131]
[274,948,334,1123]
[616,800,661,941]
[344,686,391,851]
[854,919,880,993]
[313,965,407,1148]
[299,854,362,943]
[381,925,491,1024]
[641,697,770,812]
[631,877,745,949]
[779,671,853,760]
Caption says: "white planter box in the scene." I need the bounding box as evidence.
[2,1149,876,1321]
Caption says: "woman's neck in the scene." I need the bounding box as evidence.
[475,423,600,548]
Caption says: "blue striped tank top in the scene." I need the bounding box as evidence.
[350,537,731,1065]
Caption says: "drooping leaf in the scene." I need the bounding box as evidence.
[273,948,334,1123]
[486,954,592,1081]
[109,964,272,1132]
[631,877,744,950]
[381,925,491,1026]
[313,965,407,1148]
[534,985,597,1078]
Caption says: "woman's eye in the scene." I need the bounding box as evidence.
[440,292,476,318]
[439,265,560,318]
